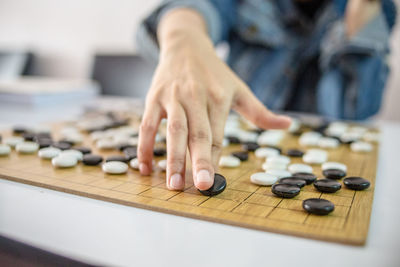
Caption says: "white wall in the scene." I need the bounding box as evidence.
[0,0,161,78]
[0,0,398,121]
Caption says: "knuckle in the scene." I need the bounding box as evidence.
[168,120,187,134]
[189,129,210,143]
[140,119,157,133]
[212,140,223,152]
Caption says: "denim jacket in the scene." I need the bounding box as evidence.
[137,0,397,120]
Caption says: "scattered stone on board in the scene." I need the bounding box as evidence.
[38,147,61,159]
[242,141,259,152]
[299,131,322,146]
[318,137,339,149]
[322,169,346,179]
[22,132,36,142]
[288,163,313,174]
[351,141,373,152]
[278,177,306,188]
[82,154,103,166]
[286,148,304,157]
[231,151,249,161]
[123,147,137,160]
[153,148,167,157]
[313,179,342,193]
[226,135,241,144]
[292,172,317,185]
[0,144,11,156]
[302,149,328,164]
[254,147,280,158]
[52,141,72,151]
[74,146,92,154]
[250,172,278,186]
[52,154,78,168]
[219,155,241,168]
[157,159,167,171]
[4,136,24,148]
[271,184,300,198]
[13,125,30,135]
[322,162,347,172]
[266,155,290,166]
[106,155,129,163]
[198,173,226,196]
[262,161,287,171]
[59,149,83,161]
[37,138,53,149]
[265,169,291,179]
[102,161,128,174]
[15,142,39,154]
[343,177,371,190]
[303,198,335,215]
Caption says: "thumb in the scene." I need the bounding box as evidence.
[233,86,291,130]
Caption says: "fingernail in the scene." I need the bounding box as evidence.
[169,173,183,190]
[196,169,212,184]
[139,163,149,175]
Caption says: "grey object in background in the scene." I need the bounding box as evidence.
[91,54,156,98]
[0,50,32,80]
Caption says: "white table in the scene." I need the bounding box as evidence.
[1,98,400,267]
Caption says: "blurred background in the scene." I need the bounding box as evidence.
[0,0,398,121]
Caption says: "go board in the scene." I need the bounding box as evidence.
[0,117,378,246]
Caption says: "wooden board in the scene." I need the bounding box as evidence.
[0,121,378,246]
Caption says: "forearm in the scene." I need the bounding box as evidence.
[345,0,380,38]
[157,8,215,58]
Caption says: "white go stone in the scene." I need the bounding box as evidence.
[262,162,287,171]
[38,147,61,159]
[318,137,339,149]
[250,172,278,186]
[325,122,348,137]
[222,138,229,147]
[307,149,328,157]
[266,155,291,165]
[96,138,116,150]
[238,130,258,143]
[102,161,128,174]
[288,163,313,174]
[299,131,322,146]
[90,131,106,141]
[219,155,241,168]
[363,132,380,143]
[322,162,347,172]
[4,136,24,148]
[158,159,167,171]
[59,149,83,161]
[265,169,291,179]
[257,130,284,146]
[288,118,301,133]
[0,144,11,156]
[254,147,280,158]
[129,158,155,170]
[302,153,327,165]
[52,154,78,168]
[16,142,39,154]
[340,131,361,143]
[351,141,373,152]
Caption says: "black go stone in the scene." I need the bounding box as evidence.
[0,134,2,143]
[13,125,29,135]
[226,136,241,144]
[82,154,103,166]
[292,172,317,185]
[36,138,53,148]
[22,132,36,141]
[231,151,249,161]
[323,169,346,179]
[106,155,129,163]
[153,148,166,157]
[278,177,306,188]
[52,141,72,150]
[250,128,264,135]
[35,133,52,140]
[303,198,335,215]
[74,146,92,154]
[313,179,342,193]
[198,173,227,196]
[58,139,76,146]
[271,184,300,198]
[286,149,304,157]
[118,144,136,152]
[343,177,371,191]
[123,147,137,160]
[241,142,259,152]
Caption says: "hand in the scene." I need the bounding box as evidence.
[137,8,291,191]
[345,0,380,38]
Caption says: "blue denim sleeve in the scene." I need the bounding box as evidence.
[136,0,237,63]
